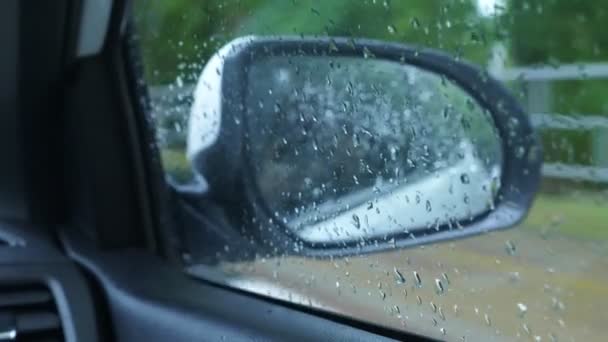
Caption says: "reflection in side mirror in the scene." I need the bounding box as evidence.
[186,36,541,257]
[246,56,502,243]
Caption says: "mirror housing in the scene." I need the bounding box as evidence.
[185,36,542,257]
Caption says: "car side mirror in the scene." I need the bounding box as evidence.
[186,36,542,257]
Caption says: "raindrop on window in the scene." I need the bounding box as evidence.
[413,271,422,287]
[484,313,492,326]
[351,214,361,229]
[410,17,421,30]
[394,267,406,284]
[435,278,445,295]
[505,240,516,255]
[516,302,528,317]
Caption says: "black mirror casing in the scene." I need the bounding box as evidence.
[185,36,542,258]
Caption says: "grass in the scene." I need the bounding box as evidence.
[523,193,608,240]
[161,148,193,183]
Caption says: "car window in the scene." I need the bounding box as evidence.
[134,1,608,340]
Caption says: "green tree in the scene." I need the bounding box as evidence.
[135,0,493,85]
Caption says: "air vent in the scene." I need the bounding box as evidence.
[0,231,26,247]
[0,284,63,341]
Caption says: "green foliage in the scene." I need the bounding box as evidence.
[505,0,608,114]
[135,0,494,84]
[526,192,608,241]
[506,0,608,64]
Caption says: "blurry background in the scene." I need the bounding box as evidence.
[134,1,608,341]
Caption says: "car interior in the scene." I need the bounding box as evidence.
[1,1,436,341]
[3,0,605,341]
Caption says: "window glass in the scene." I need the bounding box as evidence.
[135,1,608,340]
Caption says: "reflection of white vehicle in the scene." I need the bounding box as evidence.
[290,140,500,243]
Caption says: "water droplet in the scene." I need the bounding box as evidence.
[466,98,476,111]
[505,240,516,255]
[549,332,558,342]
[460,173,470,184]
[394,267,406,284]
[484,313,492,326]
[441,272,450,285]
[551,297,566,311]
[417,295,422,305]
[346,81,354,95]
[387,25,397,34]
[328,40,339,52]
[470,31,481,43]
[346,38,356,49]
[508,271,521,283]
[173,122,183,132]
[430,302,437,313]
[379,290,386,300]
[273,103,281,113]
[516,146,526,158]
[440,327,446,335]
[442,107,450,119]
[523,323,532,335]
[352,133,360,147]
[425,200,432,212]
[435,278,445,295]
[352,214,361,229]
[175,76,184,88]
[413,271,422,287]
[548,56,560,69]
[517,302,528,317]
[411,17,421,29]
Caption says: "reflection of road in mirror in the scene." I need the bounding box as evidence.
[290,140,501,243]
[244,55,503,244]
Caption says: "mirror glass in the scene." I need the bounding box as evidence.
[245,56,503,244]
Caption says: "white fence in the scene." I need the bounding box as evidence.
[492,63,608,184]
